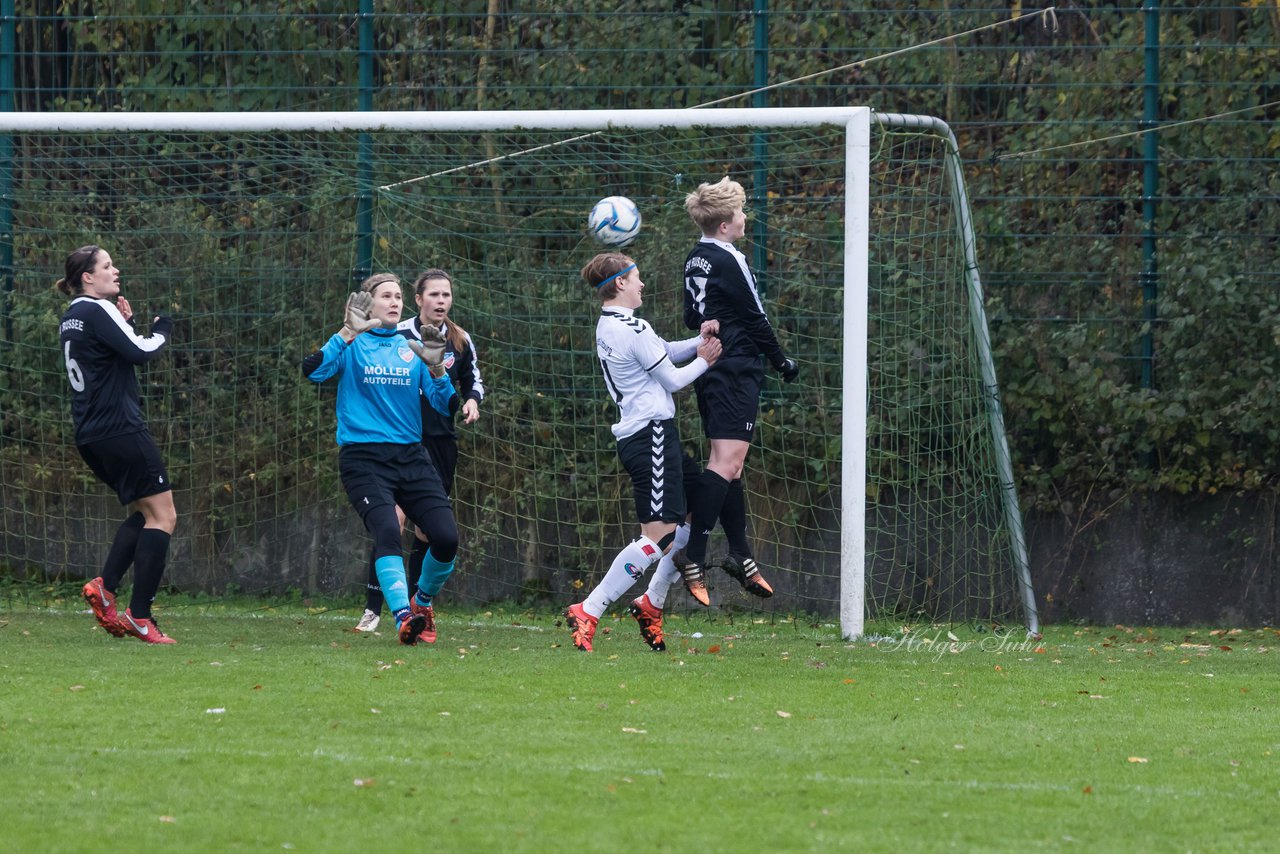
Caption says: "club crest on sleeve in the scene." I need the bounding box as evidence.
[444,352,456,370]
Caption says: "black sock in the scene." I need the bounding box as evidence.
[407,537,430,593]
[127,528,171,620]
[686,470,731,565]
[364,550,383,614]
[102,512,144,591]
[719,479,751,558]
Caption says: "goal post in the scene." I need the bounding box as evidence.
[0,107,1037,638]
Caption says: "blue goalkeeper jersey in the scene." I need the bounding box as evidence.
[305,328,457,446]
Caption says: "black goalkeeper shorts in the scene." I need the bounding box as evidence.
[338,442,451,525]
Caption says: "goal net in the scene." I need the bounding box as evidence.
[0,108,1037,638]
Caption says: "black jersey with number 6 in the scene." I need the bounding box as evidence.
[59,297,173,445]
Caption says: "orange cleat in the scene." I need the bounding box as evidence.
[82,577,127,637]
[397,612,427,646]
[410,600,437,644]
[629,594,666,652]
[121,608,176,645]
[722,554,774,598]
[565,602,598,652]
[671,549,711,607]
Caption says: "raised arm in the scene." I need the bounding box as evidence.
[408,324,459,417]
[303,291,378,382]
[93,299,171,365]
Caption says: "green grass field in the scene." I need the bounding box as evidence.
[2,599,1276,852]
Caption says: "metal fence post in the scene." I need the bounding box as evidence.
[354,0,375,287]
[1141,0,1161,391]
[0,0,14,348]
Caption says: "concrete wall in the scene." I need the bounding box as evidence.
[1026,491,1278,626]
[6,490,1276,626]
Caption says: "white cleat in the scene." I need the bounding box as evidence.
[354,609,381,633]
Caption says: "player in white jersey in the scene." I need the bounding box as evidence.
[564,253,721,652]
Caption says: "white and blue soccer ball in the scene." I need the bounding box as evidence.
[588,196,642,246]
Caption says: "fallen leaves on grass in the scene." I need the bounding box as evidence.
[776,710,792,718]
[621,727,647,734]
[1127,756,1149,764]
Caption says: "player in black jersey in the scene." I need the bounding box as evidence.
[58,245,179,644]
[676,177,800,602]
[354,269,485,634]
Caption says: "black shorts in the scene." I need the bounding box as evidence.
[339,443,451,525]
[77,430,171,505]
[617,419,686,524]
[424,436,459,496]
[695,355,764,441]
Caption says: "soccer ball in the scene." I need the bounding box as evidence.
[588,196,642,247]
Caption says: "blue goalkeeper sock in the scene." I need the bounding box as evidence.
[373,555,411,615]
[415,548,456,607]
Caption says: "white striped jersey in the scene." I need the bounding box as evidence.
[595,306,678,441]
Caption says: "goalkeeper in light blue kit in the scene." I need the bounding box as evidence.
[303,273,459,645]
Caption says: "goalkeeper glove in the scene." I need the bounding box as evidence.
[408,325,448,378]
[342,292,382,335]
[778,357,800,384]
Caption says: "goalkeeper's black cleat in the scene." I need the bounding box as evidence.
[671,549,711,607]
[722,554,774,598]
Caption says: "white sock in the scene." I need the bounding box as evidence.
[584,536,662,618]
[645,523,689,610]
